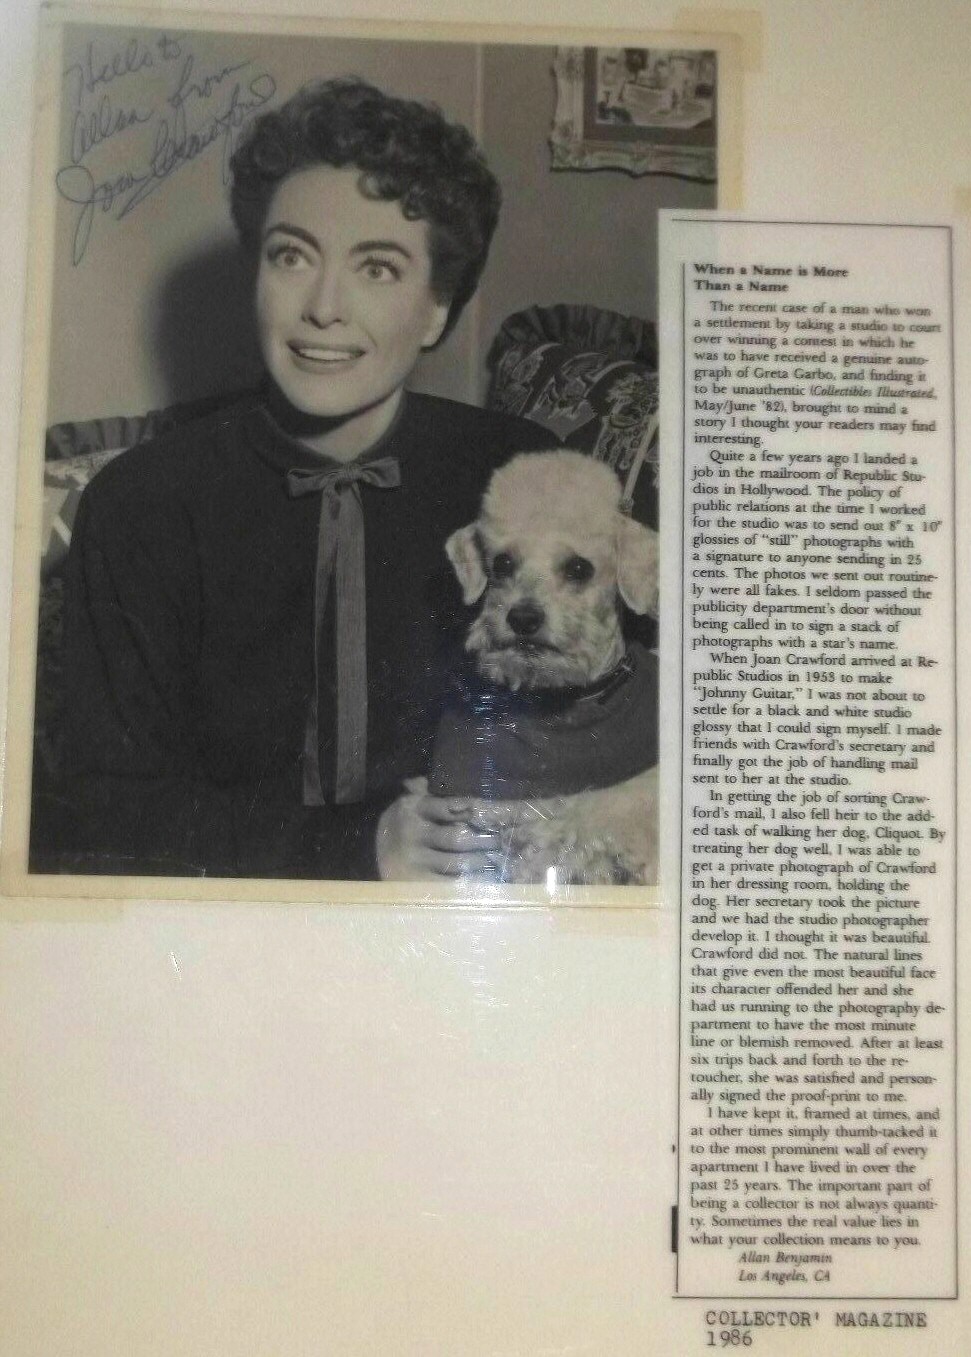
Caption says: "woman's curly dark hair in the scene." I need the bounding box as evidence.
[230,78,501,338]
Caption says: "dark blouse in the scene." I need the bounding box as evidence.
[33,390,545,879]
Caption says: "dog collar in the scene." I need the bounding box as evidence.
[450,648,637,718]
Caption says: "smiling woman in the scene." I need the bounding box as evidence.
[38,79,550,881]
[255,166,449,457]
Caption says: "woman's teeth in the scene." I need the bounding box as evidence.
[292,345,362,362]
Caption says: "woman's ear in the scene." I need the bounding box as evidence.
[617,516,660,617]
[422,299,451,350]
[445,524,488,604]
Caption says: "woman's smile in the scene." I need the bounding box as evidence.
[256,165,449,457]
[287,342,367,370]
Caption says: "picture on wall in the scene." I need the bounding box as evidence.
[551,46,718,180]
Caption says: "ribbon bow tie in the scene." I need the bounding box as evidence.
[286,455,401,806]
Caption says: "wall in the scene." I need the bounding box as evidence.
[478,42,713,387]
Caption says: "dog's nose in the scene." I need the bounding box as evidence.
[506,602,545,637]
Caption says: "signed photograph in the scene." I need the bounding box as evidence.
[4,10,737,902]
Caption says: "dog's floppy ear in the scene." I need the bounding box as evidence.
[617,516,660,616]
[445,524,488,605]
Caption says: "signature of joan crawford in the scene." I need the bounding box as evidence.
[55,44,277,265]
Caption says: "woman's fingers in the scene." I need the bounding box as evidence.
[411,792,505,848]
[414,794,479,826]
[378,788,545,880]
[419,819,498,854]
[417,847,505,878]
[408,794,505,876]
[416,793,563,833]
[462,796,564,831]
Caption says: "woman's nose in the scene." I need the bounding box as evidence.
[302,264,345,328]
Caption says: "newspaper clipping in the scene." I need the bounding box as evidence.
[661,215,956,1316]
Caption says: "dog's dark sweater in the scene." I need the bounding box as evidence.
[35,390,542,879]
[428,643,658,800]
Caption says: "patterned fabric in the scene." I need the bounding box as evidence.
[486,305,659,515]
[46,414,161,463]
[42,448,127,579]
[44,391,242,461]
[490,302,657,367]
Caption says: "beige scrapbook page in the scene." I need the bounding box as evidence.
[0,2,968,1356]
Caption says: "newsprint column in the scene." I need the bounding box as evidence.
[661,217,956,1300]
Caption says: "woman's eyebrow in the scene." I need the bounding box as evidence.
[263,222,319,249]
[351,239,414,260]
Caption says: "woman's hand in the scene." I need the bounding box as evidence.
[375,777,506,881]
[376,770,657,886]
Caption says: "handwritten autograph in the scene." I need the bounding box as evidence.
[56,35,276,264]
[63,33,185,107]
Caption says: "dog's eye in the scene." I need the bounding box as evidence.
[562,555,594,584]
[491,552,516,580]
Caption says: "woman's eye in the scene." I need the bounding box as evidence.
[562,555,594,584]
[360,258,400,282]
[491,552,516,580]
[267,242,309,270]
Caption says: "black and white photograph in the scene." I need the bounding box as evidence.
[7,12,735,900]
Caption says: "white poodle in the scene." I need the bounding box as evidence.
[382,451,660,887]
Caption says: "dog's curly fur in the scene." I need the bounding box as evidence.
[443,451,660,887]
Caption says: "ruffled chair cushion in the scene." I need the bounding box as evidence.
[42,447,127,580]
[486,305,659,523]
[490,303,658,367]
